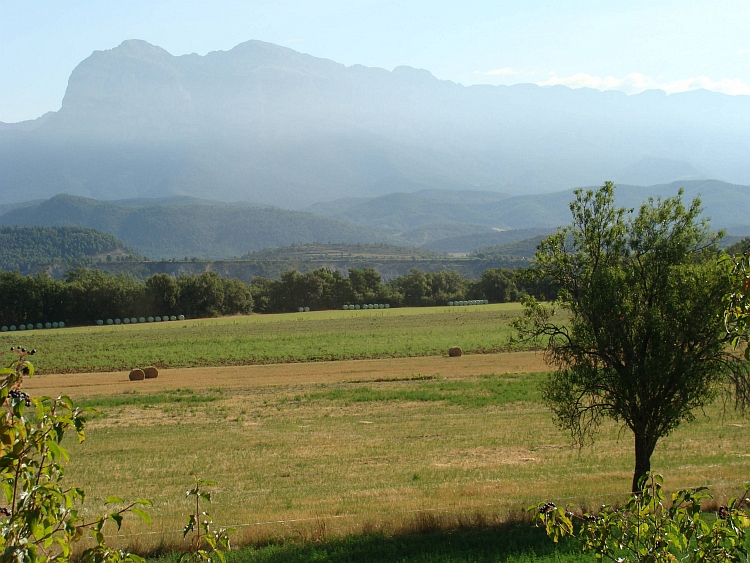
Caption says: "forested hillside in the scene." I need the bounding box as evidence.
[0,195,391,259]
[0,226,135,271]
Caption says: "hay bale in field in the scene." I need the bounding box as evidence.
[129,369,145,381]
[448,346,463,357]
[144,366,159,379]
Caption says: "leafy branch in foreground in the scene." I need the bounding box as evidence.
[180,478,233,563]
[0,346,151,563]
[534,474,750,563]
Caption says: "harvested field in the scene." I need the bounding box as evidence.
[26,351,750,555]
[25,351,548,397]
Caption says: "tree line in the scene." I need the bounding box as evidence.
[0,226,138,272]
[0,266,554,327]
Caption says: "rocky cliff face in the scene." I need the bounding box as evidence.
[2,39,750,207]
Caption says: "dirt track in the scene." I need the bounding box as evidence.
[24,352,550,398]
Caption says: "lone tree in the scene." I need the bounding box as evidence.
[514,182,750,492]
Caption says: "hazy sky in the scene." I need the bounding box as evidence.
[2,0,750,122]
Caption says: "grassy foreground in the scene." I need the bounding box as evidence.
[157,522,591,563]
[38,354,750,557]
[8,305,749,561]
[0,304,529,374]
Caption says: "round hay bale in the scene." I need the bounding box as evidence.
[147,316,154,323]
[354,304,360,310]
[144,366,159,379]
[97,320,104,326]
[448,346,463,357]
[170,315,177,321]
[107,319,113,325]
[129,369,145,381]
[115,318,121,325]
[343,305,349,310]
[131,318,138,324]
[9,325,16,331]
[155,316,162,322]
[139,317,146,323]
[36,323,43,329]
[19,325,26,331]
[385,304,390,308]
[1,326,7,332]
[44,322,51,329]
[178,315,185,321]
[448,301,454,306]
[51,322,58,328]
[304,307,310,312]
[58,322,65,328]
[123,318,130,324]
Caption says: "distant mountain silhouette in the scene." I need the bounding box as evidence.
[2,40,750,206]
[4,180,747,260]
[307,180,750,232]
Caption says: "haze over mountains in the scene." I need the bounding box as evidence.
[3,39,750,207]
[1,179,748,260]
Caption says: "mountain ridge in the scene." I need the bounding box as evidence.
[3,39,750,206]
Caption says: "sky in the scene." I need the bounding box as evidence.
[2,0,750,122]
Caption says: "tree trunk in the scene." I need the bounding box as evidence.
[632,432,658,493]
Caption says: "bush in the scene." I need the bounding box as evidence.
[0,347,151,562]
[534,474,750,563]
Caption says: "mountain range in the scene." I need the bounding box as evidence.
[2,179,748,260]
[3,39,750,207]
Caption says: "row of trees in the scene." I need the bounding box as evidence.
[0,265,554,327]
[0,269,254,327]
[250,266,552,313]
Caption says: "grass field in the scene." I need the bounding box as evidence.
[8,305,750,561]
[18,353,750,560]
[0,304,531,374]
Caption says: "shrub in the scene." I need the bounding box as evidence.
[534,474,750,563]
[0,347,151,562]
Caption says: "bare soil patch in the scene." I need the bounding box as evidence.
[25,352,549,398]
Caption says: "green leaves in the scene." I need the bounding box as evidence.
[517,182,737,491]
[0,349,151,563]
[536,474,750,563]
[181,479,233,563]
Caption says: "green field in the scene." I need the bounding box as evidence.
[6,304,748,562]
[0,304,529,374]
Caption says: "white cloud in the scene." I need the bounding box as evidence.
[536,72,750,96]
[736,49,750,56]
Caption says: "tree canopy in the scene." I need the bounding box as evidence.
[514,182,750,491]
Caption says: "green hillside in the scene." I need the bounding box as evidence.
[0,195,393,259]
[395,222,494,247]
[424,228,556,253]
[0,226,134,271]
[307,180,750,233]
[241,243,443,261]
